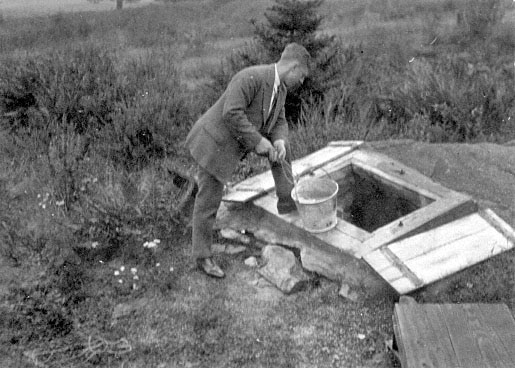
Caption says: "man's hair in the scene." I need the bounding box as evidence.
[280,43,311,71]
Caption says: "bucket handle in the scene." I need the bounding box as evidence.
[280,158,335,182]
[280,158,335,201]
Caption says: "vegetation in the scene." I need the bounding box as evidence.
[0,0,514,366]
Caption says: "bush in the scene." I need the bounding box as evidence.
[389,55,515,142]
[455,0,508,40]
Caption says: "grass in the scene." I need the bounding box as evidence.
[0,0,514,367]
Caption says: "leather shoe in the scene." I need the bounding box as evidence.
[198,257,225,278]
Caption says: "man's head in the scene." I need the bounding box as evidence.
[277,43,311,90]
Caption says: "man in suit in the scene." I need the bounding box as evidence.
[186,43,310,278]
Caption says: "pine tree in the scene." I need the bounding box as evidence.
[252,0,342,123]
[252,0,333,60]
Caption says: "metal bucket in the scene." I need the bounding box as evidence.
[291,177,339,233]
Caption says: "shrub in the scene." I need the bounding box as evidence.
[98,47,191,168]
[201,41,272,108]
[455,0,508,40]
[390,55,515,142]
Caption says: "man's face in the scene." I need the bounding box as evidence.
[283,63,308,90]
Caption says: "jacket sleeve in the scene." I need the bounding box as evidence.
[222,71,263,151]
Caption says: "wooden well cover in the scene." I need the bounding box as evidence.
[364,209,515,294]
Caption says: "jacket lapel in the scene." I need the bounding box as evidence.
[266,83,286,134]
[262,65,275,124]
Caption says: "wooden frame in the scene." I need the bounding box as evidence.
[219,142,514,294]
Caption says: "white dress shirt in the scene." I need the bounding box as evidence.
[268,64,281,116]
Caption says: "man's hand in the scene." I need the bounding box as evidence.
[255,137,277,162]
[273,140,286,162]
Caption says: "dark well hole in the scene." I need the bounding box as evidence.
[335,165,434,232]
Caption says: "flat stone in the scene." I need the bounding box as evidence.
[244,256,258,267]
[258,245,310,294]
[338,283,360,302]
[225,244,247,255]
[220,228,251,244]
[211,243,226,253]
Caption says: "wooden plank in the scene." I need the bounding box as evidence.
[404,225,511,285]
[460,304,514,368]
[423,304,464,368]
[439,304,487,368]
[352,161,440,204]
[351,149,460,199]
[394,303,515,368]
[363,196,475,252]
[392,307,409,368]
[223,145,359,203]
[477,303,515,365]
[395,303,445,367]
[334,219,370,243]
[480,208,515,245]
[390,277,417,295]
[377,265,404,284]
[363,248,392,273]
[313,224,366,257]
[388,213,492,262]
[328,140,363,147]
[381,247,424,289]
[254,192,366,257]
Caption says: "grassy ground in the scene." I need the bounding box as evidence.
[1,0,514,367]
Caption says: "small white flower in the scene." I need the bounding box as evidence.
[91,241,99,249]
[130,267,137,274]
[144,241,157,249]
[118,279,123,284]
[120,266,125,272]
[133,275,139,280]
[37,194,41,198]
[357,334,366,340]
[153,239,161,244]
[170,267,174,272]
[132,283,138,290]
[56,200,65,206]
[156,263,160,267]
[114,270,120,276]
[42,204,46,209]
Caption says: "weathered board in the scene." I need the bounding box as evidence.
[393,298,515,368]
[253,190,370,257]
[364,210,515,294]
[222,141,362,203]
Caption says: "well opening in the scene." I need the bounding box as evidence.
[335,165,435,232]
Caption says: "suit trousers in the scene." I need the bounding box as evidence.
[191,142,295,261]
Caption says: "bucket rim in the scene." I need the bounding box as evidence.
[291,177,339,205]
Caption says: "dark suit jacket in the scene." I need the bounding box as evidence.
[186,64,288,183]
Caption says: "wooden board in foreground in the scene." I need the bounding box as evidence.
[393,298,515,368]
[364,210,515,294]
